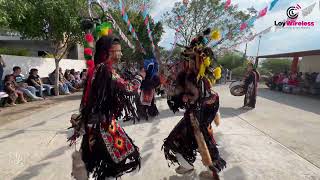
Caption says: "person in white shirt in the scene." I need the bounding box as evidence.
[316,73,320,83]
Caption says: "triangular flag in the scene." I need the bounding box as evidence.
[302,2,316,17]
[258,6,268,17]
[247,16,257,27]
[269,0,279,11]
[224,0,231,10]
[240,22,248,31]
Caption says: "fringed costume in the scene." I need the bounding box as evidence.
[162,30,226,179]
[137,59,160,120]
[69,36,141,180]
[244,66,260,108]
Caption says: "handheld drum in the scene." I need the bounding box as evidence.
[229,81,245,96]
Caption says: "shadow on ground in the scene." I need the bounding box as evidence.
[52,94,82,102]
[13,162,50,180]
[258,88,320,115]
[41,146,69,161]
[0,93,82,127]
[219,107,249,119]
[121,108,182,128]
[0,129,25,140]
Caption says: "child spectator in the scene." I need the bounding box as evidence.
[12,66,43,100]
[4,74,27,106]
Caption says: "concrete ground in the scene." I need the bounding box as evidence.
[0,85,320,180]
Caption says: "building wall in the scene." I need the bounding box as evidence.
[0,39,84,59]
[1,55,86,79]
[0,40,53,57]
[300,56,320,73]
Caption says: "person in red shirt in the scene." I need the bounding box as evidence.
[288,75,298,86]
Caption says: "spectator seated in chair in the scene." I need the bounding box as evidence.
[80,69,87,81]
[59,68,78,92]
[65,69,80,88]
[283,73,300,94]
[12,66,43,101]
[310,72,320,95]
[49,69,71,95]
[4,74,27,106]
[70,69,82,88]
[27,68,53,97]
[275,73,285,91]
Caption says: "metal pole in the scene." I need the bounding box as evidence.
[256,35,262,57]
[255,35,262,68]
[244,43,248,58]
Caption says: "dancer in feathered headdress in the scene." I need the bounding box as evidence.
[68,25,141,179]
[162,29,225,180]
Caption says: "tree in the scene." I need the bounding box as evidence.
[0,0,7,28]
[109,0,154,12]
[2,0,86,95]
[110,9,164,65]
[218,52,244,70]
[163,0,251,49]
[261,59,291,74]
[159,47,184,64]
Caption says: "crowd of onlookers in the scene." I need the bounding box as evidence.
[266,71,320,95]
[0,56,87,108]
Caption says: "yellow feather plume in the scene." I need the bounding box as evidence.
[210,30,221,41]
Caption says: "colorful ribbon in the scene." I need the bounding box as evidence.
[96,0,135,49]
[142,0,156,55]
[119,0,146,54]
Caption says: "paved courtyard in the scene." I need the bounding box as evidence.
[0,85,320,180]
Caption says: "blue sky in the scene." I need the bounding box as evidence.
[150,0,320,56]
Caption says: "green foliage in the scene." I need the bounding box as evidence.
[232,65,247,78]
[160,47,183,63]
[107,0,153,12]
[0,0,7,28]
[257,67,272,77]
[2,0,86,60]
[0,48,30,56]
[110,9,164,63]
[2,0,86,96]
[218,53,244,70]
[261,58,291,74]
[163,0,251,47]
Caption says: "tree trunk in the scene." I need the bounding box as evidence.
[54,59,60,96]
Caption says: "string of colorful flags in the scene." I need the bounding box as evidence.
[119,0,146,54]
[211,0,280,50]
[142,0,156,54]
[97,0,135,49]
[231,0,279,34]
[227,0,320,50]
